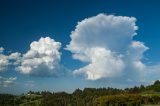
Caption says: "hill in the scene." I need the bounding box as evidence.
[1,80,160,106]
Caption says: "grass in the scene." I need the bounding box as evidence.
[15,94,43,106]
[19,99,42,106]
[141,91,160,97]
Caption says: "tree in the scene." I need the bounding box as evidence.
[154,80,160,85]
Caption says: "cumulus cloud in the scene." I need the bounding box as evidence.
[17,37,62,76]
[0,47,12,71]
[9,52,21,60]
[0,37,65,77]
[0,53,9,71]
[66,14,149,81]
[0,76,17,87]
[9,52,22,65]
[0,47,21,72]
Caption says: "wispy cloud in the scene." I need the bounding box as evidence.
[25,80,35,88]
[0,76,17,87]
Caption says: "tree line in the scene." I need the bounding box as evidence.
[1,80,160,106]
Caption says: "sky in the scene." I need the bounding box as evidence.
[0,0,160,94]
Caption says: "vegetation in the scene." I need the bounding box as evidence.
[1,80,160,106]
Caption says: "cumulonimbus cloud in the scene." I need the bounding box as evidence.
[66,14,149,81]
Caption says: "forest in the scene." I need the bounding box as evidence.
[1,80,160,106]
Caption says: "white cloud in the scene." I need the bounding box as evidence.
[0,47,21,72]
[0,37,65,77]
[17,37,62,76]
[9,52,21,60]
[0,47,9,71]
[0,76,17,87]
[127,41,148,71]
[66,14,148,80]
[9,52,22,65]
[0,47,4,53]
[73,47,124,80]
[0,54,9,71]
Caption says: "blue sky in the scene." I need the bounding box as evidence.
[0,0,160,94]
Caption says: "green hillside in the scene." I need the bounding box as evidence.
[1,80,160,106]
